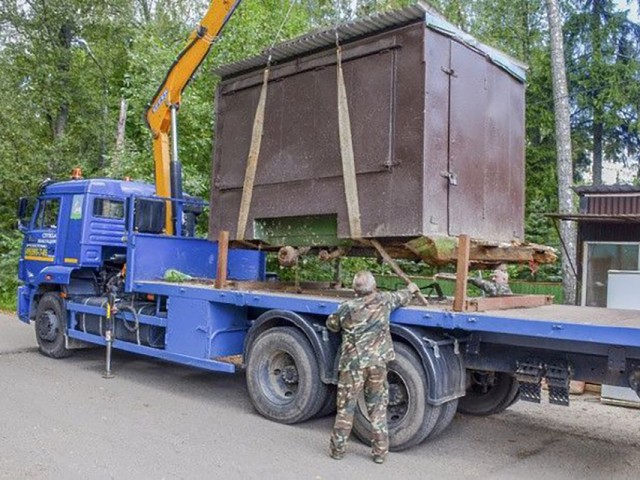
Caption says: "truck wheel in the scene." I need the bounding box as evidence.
[315,385,337,418]
[246,327,327,424]
[35,292,72,358]
[457,371,519,416]
[352,343,441,451]
[427,398,459,439]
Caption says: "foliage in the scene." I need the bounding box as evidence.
[0,233,21,311]
[0,0,638,308]
[564,0,640,184]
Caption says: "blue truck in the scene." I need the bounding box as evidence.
[15,176,640,451]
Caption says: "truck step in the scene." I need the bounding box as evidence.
[515,361,544,404]
[515,360,572,406]
[546,364,571,406]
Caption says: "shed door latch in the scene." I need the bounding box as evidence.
[441,171,458,186]
[441,66,457,77]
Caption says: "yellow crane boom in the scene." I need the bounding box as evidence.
[146,0,242,234]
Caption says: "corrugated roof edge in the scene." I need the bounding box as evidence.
[215,1,528,82]
[573,184,640,195]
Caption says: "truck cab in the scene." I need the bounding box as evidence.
[16,178,160,323]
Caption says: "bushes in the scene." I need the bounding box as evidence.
[0,232,21,311]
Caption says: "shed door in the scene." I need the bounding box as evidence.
[447,42,525,242]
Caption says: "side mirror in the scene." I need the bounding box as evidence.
[16,197,32,233]
[134,198,166,234]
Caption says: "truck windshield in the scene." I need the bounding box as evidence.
[35,198,60,230]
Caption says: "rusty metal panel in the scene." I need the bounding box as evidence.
[210,18,525,246]
[211,23,426,240]
[447,41,524,242]
[422,29,451,236]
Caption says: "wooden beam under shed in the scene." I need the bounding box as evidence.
[465,295,553,312]
[215,230,230,289]
[453,234,471,312]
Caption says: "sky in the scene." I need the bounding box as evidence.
[616,0,639,22]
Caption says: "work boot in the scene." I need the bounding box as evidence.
[330,450,344,460]
[373,455,385,464]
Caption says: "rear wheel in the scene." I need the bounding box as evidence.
[35,292,72,358]
[457,371,519,416]
[428,398,459,439]
[352,343,441,451]
[246,327,327,424]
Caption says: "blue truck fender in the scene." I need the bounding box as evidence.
[34,265,74,288]
[390,324,467,405]
[244,309,340,384]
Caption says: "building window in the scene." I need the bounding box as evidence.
[582,242,640,307]
[93,198,125,220]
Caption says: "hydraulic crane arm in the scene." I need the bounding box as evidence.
[146,0,242,234]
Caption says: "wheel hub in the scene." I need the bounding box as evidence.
[280,365,299,385]
[37,310,59,342]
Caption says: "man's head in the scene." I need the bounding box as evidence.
[353,271,376,296]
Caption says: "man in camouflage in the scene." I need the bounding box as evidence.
[468,263,512,297]
[326,271,420,464]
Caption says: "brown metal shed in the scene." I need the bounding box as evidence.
[209,3,527,248]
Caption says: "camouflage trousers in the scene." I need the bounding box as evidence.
[329,365,389,458]
[468,278,512,297]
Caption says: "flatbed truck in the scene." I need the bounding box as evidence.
[15,178,640,451]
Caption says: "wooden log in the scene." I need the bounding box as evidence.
[406,236,557,266]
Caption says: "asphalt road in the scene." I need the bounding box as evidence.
[1,312,638,480]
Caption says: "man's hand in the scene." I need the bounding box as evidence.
[407,282,420,294]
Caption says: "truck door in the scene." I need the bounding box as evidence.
[62,194,84,266]
[23,197,61,276]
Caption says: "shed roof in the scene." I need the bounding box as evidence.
[215,2,527,82]
[573,184,640,195]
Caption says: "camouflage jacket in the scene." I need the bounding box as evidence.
[326,289,413,371]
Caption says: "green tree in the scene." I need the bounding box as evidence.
[565,0,640,184]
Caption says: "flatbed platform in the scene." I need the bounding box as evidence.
[134,280,640,351]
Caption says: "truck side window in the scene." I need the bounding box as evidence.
[93,198,125,220]
[35,199,60,230]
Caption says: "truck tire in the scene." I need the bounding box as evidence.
[246,327,328,424]
[427,398,458,439]
[352,343,442,451]
[457,371,519,416]
[315,385,337,418]
[35,292,72,358]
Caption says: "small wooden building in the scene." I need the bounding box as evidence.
[209,3,527,247]
[561,185,640,307]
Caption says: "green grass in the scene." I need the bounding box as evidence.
[374,274,563,303]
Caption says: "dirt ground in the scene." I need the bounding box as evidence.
[0,313,638,480]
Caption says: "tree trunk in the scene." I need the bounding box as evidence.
[590,0,604,186]
[52,21,73,142]
[113,97,128,171]
[546,0,578,304]
[52,104,69,141]
[592,120,603,185]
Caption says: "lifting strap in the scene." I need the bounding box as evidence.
[236,68,269,240]
[336,46,362,239]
